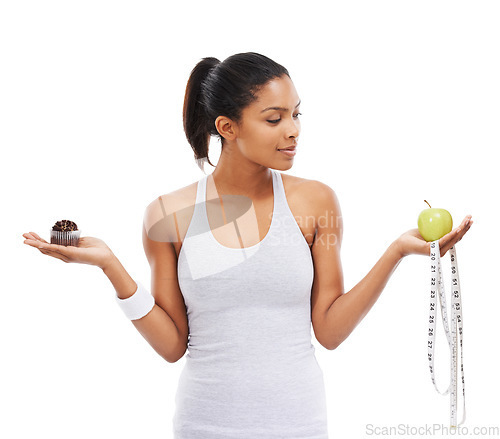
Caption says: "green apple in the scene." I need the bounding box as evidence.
[418,200,453,242]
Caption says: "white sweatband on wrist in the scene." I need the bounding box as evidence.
[115,281,155,320]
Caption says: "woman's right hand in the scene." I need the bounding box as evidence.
[22,232,116,270]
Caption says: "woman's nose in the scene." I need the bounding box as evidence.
[287,117,300,139]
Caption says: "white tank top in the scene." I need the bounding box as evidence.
[173,168,329,438]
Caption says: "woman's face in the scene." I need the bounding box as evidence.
[232,74,301,170]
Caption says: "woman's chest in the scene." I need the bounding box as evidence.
[172,175,317,259]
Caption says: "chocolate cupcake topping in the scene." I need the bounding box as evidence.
[52,220,78,232]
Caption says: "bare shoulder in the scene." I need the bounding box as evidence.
[282,173,340,213]
[143,181,199,244]
[310,179,340,206]
[281,173,315,199]
[310,179,341,231]
[287,175,341,242]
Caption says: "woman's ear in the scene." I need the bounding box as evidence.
[214,116,237,141]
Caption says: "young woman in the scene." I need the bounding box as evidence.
[22,52,473,438]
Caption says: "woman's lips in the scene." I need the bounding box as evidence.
[277,148,296,157]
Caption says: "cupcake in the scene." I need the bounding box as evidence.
[50,220,81,246]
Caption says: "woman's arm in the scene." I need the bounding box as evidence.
[320,240,403,350]
[22,199,189,364]
[107,195,191,364]
[102,254,187,364]
[308,181,473,351]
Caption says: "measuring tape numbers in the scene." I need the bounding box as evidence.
[427,240,466,428]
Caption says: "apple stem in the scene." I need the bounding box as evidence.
[424,200,432,209]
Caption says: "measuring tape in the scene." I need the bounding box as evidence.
[427,240,466,427]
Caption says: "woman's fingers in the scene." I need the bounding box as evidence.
[22,232,49,244]
[439,215,473,256]
[23,238,45,249]
[30,231,49,243]
[24,238,75,261]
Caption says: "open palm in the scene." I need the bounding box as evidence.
[22,231,114,269]
[397,215,473,258]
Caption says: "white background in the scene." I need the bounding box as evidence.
[2,1,499,438]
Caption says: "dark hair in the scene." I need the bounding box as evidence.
[183,52,290,170]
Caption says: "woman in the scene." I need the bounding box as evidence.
[22,52,473,438]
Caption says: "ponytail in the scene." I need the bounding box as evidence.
[183,57,220,172]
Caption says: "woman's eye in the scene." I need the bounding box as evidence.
[267,113,301,124]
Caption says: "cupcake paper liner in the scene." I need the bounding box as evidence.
[50,230,81,246]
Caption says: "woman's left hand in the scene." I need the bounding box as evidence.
[396,215,473,258]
